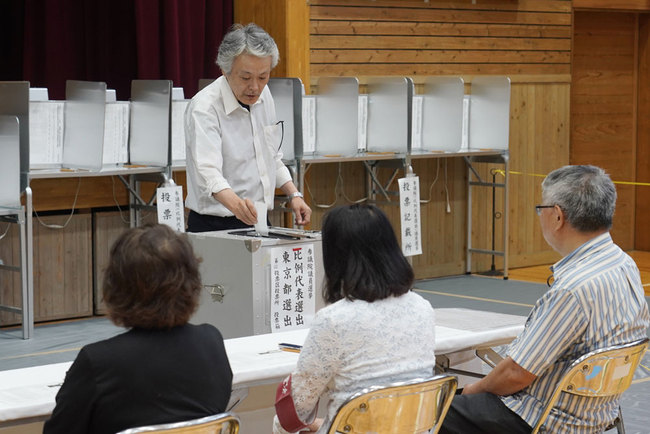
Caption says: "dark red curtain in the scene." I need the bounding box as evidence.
[134,0,228,97]
[1,0,232,100]
[0,1,25,81]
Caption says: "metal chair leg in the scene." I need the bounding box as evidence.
[616,406,625,434]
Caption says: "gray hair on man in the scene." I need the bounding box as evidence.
[541,165,617,232]
[217,23,280,75]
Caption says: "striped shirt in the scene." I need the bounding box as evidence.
[501,232,649,433]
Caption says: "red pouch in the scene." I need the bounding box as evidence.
[275,375,310,432]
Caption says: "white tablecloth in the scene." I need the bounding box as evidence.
[0,308,525,425]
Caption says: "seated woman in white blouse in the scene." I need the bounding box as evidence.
[273,204,437,433]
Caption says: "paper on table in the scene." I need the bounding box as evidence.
[254,201,269,235]
[103,102,129,166]
[29,101,64,168]
[171,100,189,163]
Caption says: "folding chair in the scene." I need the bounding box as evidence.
[531,338,648,434]
[116,412,240,434]
[326,375,457,434]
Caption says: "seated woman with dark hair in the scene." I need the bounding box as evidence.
[44,224,233,434]
[273,204,436,433]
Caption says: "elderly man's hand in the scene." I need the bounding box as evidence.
[289,197,312,226]
[213,189,257,225]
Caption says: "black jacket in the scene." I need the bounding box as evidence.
[43,323,232,434]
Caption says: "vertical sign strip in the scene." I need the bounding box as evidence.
[271,243,316,333]
[398,176,422,256]
[157,185,185,232]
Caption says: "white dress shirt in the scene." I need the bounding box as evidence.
[184,76,292,217]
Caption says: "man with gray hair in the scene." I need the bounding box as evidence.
[441,165,649,433]
[185,23,311,232]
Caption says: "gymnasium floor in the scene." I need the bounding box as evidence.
[1,273,649,433]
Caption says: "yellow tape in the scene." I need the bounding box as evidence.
[493,170,650,187]
[0,347,81,361]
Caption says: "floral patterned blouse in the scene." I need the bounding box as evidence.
[273,290,437,433]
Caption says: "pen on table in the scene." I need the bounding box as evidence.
[279,343,302,353]
[258,349,282,355]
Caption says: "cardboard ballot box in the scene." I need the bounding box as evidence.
[188,228,325,339]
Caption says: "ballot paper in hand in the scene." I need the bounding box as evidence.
[254,201,269,236]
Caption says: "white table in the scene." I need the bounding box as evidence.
[0,308,526,430]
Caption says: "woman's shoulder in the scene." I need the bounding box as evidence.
[319,291,432,311]
[402,290,435,308]
[179,323,225,341]
[316,297,367,317]
[84,324,224,353]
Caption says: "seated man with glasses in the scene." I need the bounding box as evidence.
[440,165,649,434]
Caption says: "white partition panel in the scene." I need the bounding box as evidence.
[105,89,117,102]
[315,77,359,157]
[268,78,303,161]
[172,87,185,100]
[0,116,21,208]
[62,80,107,171]
[469,76,511,151]
[29,88,49,102]
[129,80,171,167]
[420,77,465,152]
[0,82,29,192]
[366,77,413,153]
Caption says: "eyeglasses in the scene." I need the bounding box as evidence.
[535,205,555,216]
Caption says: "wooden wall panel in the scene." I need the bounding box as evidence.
[571,12,638,250]
[29,177,129,212]
[32,214,92,322]
[27,174,186,213]
[310,0,572,77]
[411,158,469,277]
[0,224,21,326]
[574,0,650,11]
[92,211,130,315]
[235,0,310,87]
[636,14,650,250]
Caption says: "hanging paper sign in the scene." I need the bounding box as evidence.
[157,185,185,232]
[271,244,316,333]
[398,176,422,256]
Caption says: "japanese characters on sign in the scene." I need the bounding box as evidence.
[398,176,423,256]
[271,243,316,333]
[156,185,185,232]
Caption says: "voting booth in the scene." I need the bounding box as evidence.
[412,76,465,153]
[188,228,325,339]
[365,76,413,154]
[268,77,304,162]
[0,81,32,339]
[313,77,359,157]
